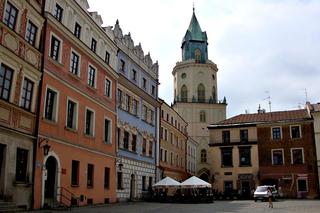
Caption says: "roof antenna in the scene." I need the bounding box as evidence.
[193,2,195,13]
[264,91,272,112]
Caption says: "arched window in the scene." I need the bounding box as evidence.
[197,84,205,102]
[212,86,216,103]
[201,149,207,163]
[195,49,201,63]
[181,85,188,102]
[200,110,206,122]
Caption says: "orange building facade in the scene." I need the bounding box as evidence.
[33,0,118,208]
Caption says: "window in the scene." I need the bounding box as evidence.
[123,131,129,149]
[105,51,110,64]
[91,38,97,52]
[239,147,251,166]
[148,177,152,190]
[54,4,63,22]
[291,126,301,139]
[297,179,308,192]
[195,49,201,63]
[117,89,122,107]
[224,181,233,193]
[200,111,206,122]
[87,65,96,87]
[74,22,81,39]
[142,78,147,89]
[87,164,94,187]
[181,85,188,102]
[201,149,207,163]
[132,134,137,152]
[20,78,34,111]
[150,110,154,124]
[149,141,153,156]
[222,131,230,143]
[142,105,147,121]
[132,99,138,115]
[117,172,122,189]
[221,148,233,167]
[105,78,111,97]
[50,36,60,61]
[119,59,125,72]
[124,94,130,111]
[0,64,14,101]
[71,160,79,186]
[272,127,281,140]
[291,148,304,164]
[66,99,77,130]
[142,138,147,155]
[104,167,110,189]
[25,21,38,46]
[4,2,18,30]
[15,148,28,182]
[151,85,155,96]
[142,176,146,191]
[131,69,137,81]
[104,118,111,143]
[169,132,173,144]
[117,128,121,147]
[164,150,167,162]
[170,152,173,165]
[240,129,248,142]
[272,149,284,165]
[70,51,80,75]
[197,84,205,102]
[44,88,57,121]
[160,148,163,161]
[164,129,168,141]
[85,109,94,136]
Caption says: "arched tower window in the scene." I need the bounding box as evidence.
[197,84,205,103]
[201,149,207,163]
[181,85,188,102]
[212,87,216,103]
[195,49,201,63]
[200,110,206,122]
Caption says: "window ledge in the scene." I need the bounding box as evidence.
[84,134,95,139]
[65,126,78,133]
[71,184,79,188]
[13,182,32,187]
[239,165,252,167]
[86,85,97,92]
[42,118,58,125]
[48,57,63,67]
[68,72,81,80]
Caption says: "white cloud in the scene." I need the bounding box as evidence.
[88,0,320,118]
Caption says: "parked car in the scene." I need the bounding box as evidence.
[253,185,278,202]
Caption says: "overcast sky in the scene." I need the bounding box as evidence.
[88,0,320,118]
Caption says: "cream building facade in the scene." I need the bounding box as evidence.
[172,9,226,182]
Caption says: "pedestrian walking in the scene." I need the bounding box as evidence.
[267,187,273,208]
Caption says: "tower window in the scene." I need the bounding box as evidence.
[197,84,205,103]
[181,85,188,102]
[195,49,201,63]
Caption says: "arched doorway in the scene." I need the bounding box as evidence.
[200,173,209,182]
[129,174,135,201]
[44,156,57,207]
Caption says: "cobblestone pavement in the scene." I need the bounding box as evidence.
[31,200,320,213]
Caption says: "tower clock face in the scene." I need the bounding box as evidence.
[181,73,187,79]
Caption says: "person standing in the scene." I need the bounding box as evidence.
[267,187,273,208]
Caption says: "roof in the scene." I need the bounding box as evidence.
[182,11,207,43]
[308,103,320,112]
[209,109,310,127]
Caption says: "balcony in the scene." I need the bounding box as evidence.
[174,96,227,104]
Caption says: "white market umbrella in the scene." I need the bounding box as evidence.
[153,176,180,187]
[180,176,211,188]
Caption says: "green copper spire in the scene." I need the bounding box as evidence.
[181,8,208,63]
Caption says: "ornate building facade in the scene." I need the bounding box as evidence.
[172,9,227,182]
[159,99,188,181]
[112,20,160,201]
[0,0,44,209]
[33,0,118,208]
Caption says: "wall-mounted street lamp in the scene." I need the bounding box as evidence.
[38,137,50,156]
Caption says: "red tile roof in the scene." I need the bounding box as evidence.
[214,109,310,125]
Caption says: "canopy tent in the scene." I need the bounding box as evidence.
[153,176,181,187]
[180,176,211,188]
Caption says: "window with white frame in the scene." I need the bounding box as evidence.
[4,1,18,30]
[272,127,282,140]
[104,117,111,144]
[142,105,147,121]
[66,99,77,130]
[291,125,301,139]
[272,149,284,165]
[53,3,63,22]
[132,99,138,116]
[20,78,34,111]
[105,78,111,98]
[291,148,304,164]
[25,20,38,46]
[0,64,14,101]
[85,108,94,136]
[50,35,61,61]
[297,178,308,192]
[44,87,58,122]
[87,65,96,87]
[70,51,80,76]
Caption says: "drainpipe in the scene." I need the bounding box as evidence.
[31,1,47,209]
